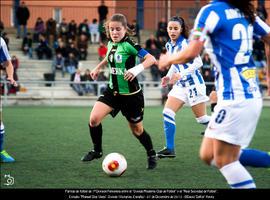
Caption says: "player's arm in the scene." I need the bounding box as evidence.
[124,53,156,81]
[2,60,17,87]
[159,40,204,68]
[124,41,157,81]
[90,57,107,80]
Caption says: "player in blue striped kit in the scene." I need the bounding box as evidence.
[0,37,17,162]
[159,0,270,188]
[157,16,211,158]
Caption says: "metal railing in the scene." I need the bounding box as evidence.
[2,80,193,106]
[2,80,268,106]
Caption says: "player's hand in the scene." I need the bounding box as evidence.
[158,54,170,69]
[161,76,170,87]
[7,77,18,87]
[124,71,135,81]
[90,68,100,80]
[169,72,181,85]
[124,64,144,81]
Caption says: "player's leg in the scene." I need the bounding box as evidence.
[157,95,184,158]
[209,91,270,168]
[214,140,256,189]
[0,121,15,163]
[129,121,157,169]
[191,102,211,125]
[81,101,112,161]
[125,91,157,169]
[238,148,270,168]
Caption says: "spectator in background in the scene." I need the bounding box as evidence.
[52,53,65,77]
[2,32,9,50]
[256,3,268,22]
[201,53,212,74]
[33,17,45,43]
[129,19,140,44]
[96,71,108,94]
[78,19,90,39]
[98,0,108,22]
[0,20,4,35]
[15,1,30,39]
[64,52,78,75]
[22,32,33,58]
[70,68,85,96]
[156,17,168,42]
[98,42,107,61]
[253,37,266,69]
[55,40,67,58]
[77,34,89,60]
[148,43,161,85]
[89,18,100,44]
[98,19,107,43]
[82,69,95,94]
[58,18,69,42]
[46,18,57,47]
[145,34,161,50]
[35,33,52,60]
[66,42,79,60]
[68,20,77,36]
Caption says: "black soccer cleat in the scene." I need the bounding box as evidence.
[81,150,103,162]
[147,150,157,169]
[157,147,176,159]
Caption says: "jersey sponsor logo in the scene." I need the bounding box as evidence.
[225,8,244,20]
[241,69,256,80]
[110,67,126,75]
[115,54,122,63]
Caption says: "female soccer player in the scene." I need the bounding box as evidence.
[159,0,270,188]
[81,13,157,169]
[157,16,210,158]
[0,37,17,162]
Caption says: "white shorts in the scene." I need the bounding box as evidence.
[168,83,209,107]
[205,98,262,148]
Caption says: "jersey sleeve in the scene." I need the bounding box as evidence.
[253,16,270,38]
[125,38,149,58]
[0,37,11,63]
[191,5,220,42]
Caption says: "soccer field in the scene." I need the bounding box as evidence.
[1,106,270,189]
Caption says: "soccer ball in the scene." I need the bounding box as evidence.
[102,153,127,177]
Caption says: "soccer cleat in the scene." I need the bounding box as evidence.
[147,155,157,169]
[147,150,157,169]
[81,150,103,162]
[157,147,176,159]
[0,150,15,163]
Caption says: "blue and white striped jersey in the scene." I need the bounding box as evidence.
[0,37,11,63]
[165,35,204,87]
[192,0,270,101]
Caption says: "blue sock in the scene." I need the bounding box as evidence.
[163,108,176,150]
[0,122,4,152]
[239,148,270,168]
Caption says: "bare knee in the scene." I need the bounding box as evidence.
[129,123,143,136]
[89,115,101,127]
[199,151,213,166]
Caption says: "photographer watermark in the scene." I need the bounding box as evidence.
[3,174,14,186]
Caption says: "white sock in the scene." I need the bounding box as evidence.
[219,160,256,189]
[196,115,211,125]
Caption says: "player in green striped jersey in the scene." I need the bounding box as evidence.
[82,13,158,169]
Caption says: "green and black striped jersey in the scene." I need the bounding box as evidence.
[106,36,148,95]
